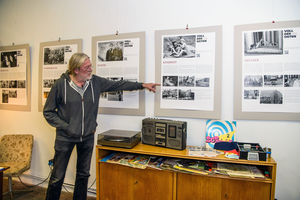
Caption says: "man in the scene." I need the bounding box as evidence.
[43,53,160,200]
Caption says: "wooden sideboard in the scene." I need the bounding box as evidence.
[96,143,276,200]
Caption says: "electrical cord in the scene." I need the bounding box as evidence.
[18,164,97,194]
[18,165,53,187]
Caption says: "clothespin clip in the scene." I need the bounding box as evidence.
[272,19,275,23]
[186,24,188,30]
[116,30,118,35]
[12,43,15,46]
[58,37,61,42]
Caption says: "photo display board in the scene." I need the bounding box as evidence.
[38,39,82,112]
[234,20,300,121]
[92,32,146,116]
[154,26,222,119]
[0,44,31,111]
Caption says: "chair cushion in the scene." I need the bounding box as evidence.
[0,162,29,177]
[0,134,33,163]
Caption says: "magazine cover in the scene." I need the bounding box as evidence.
[205,120,237,149]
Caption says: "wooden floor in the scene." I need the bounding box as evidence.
[2,178,96,200]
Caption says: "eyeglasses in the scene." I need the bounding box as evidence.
[81,65,94,72]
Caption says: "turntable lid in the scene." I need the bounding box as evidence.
[99,129,140,138]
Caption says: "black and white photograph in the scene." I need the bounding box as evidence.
[244,75,263,87]
[0,80,9,88]
[9,80,17,88]
[1,51,17,68]
[244,30,283,56]
[97,41,124,62]
[163,76,178,86]
[264,75,283,87]
[43,47,65,65]
[179,76,195,87]
[260,90,283,104]
[178,89,195,100]
[163,35,196,58]
[9,90,17,98]
[2,90,9,103]
[107,77,124,101]
[244,90,259,99]
[18,80,26,88]
[43,79,56,88]
[162,89,178,100]
[196,77,210,87]
[284,74,300,87]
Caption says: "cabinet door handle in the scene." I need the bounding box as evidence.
[134,181,138,185]
[225,193,228,198]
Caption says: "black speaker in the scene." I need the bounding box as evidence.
[142,118,187,150]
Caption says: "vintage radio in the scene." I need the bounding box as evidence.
[141,118,187,150]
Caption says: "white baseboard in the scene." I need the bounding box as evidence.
[17,173,96,196]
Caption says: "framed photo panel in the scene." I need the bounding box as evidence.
[92,32,146,116]
[154,26,222,119]
[0,44,31,111]
[38,39,82,112]
[234,20,300,121]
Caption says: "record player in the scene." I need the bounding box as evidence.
[97,129,141,149]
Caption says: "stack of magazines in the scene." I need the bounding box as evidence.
[100,152,267,179]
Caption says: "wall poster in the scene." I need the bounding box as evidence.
[92,32,146,116]
[38,39,82,112]
[234,20,300,121]
[154,26,222,119]
[0,44,31,111]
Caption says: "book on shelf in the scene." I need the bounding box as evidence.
[100,152,117,162]
[130,155,151,169]
[147,156,163,170]
[159,158,180,172]
[119,154,137,167]
[107,153,128,164]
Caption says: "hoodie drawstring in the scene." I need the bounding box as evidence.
[64,79,67,104]
[91,81,94,103]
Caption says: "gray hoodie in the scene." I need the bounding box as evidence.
[43,70,143,142]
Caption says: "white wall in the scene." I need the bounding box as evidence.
[0,0,300,199]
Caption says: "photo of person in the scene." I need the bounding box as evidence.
[0,80,9,88]
[163,35,196,58]
[244,30,283,56]
[1,51,17,68]
[244,75,263,87]
[43,79,56,88]
[44,47,65,65]
[2,90,9,103]
[284,75,300,87]
[244,90,259,99]
[18,80,26,88]
[163,76,178,86]
[9,80,17,88]
[98,41,124,62]
[9,90,17,98]
[162,89,178,100]
[179,76,195,87]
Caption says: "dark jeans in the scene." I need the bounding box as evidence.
[45,137,94,200]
